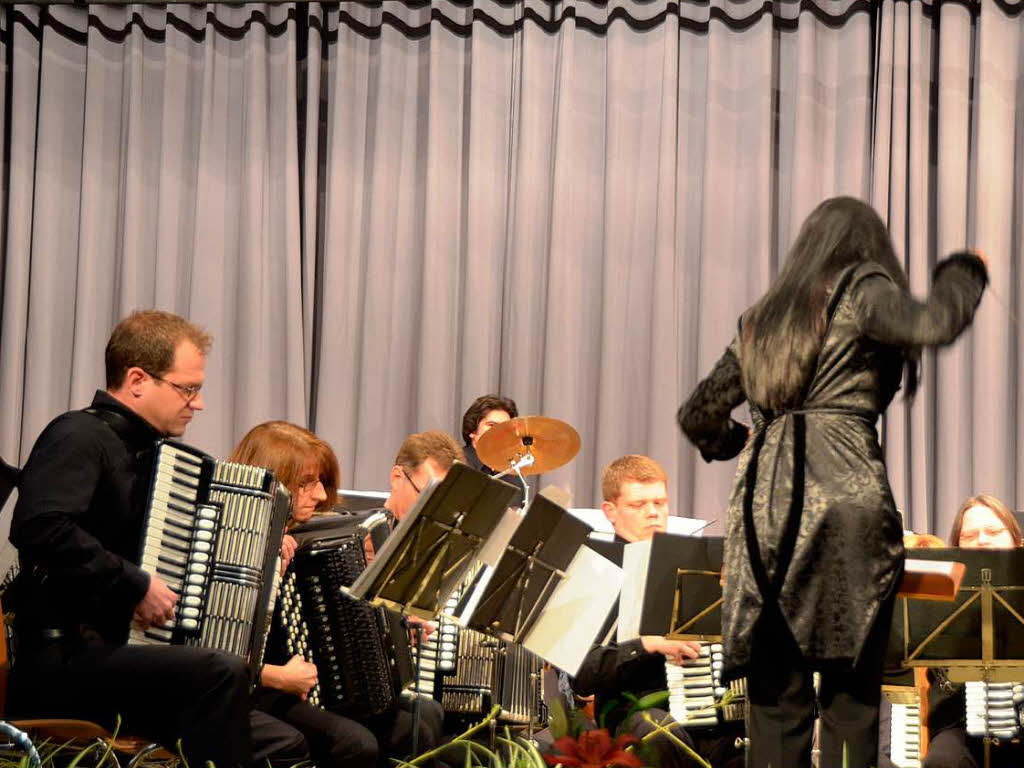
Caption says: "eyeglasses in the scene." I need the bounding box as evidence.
[401,467,421,494]
[298,477,324,494]
[145,370,202,402]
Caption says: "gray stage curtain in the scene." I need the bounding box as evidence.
[0,3,309,468]
[1,1,1022,543]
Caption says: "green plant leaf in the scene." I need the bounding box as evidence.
[547,697,570,740]
[598,698,618,730]
[632,690,669,711]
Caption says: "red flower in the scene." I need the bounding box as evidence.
[544,729,643,768]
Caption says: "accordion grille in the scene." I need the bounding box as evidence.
[292,538,404,716]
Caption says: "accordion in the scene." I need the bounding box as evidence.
[965,680,1024,741]
[413,590,546,727]
[129,440,290,682]
[273,514,413,716]
[666,642,746,728]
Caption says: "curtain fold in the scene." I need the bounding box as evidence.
[1,0,1022,542]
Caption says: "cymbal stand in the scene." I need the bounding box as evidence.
[494,452,534,509]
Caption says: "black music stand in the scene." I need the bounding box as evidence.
[456,494,589,642]
[347,462,520,618]
[891,548,1024,768]
[346,462,519,754]
[450,495,621,679]
[615,532,724,642]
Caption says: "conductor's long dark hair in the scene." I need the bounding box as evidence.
[740,197,915,411]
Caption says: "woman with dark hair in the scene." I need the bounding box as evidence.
[679,196,988,768]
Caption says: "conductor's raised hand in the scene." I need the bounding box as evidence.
[134,573,178,629]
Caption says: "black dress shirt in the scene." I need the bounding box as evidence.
[463,443,527,507]
[11,390,161,648]
[573,536,668,730]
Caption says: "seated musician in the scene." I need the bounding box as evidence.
[924,494,1024,768]
[572,455,744,768]
[230,421,380,768]
[6,311,307,767]
[459,394,526,504]
[363,430,465,752]
[381,429,466,526]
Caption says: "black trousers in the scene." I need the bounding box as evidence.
[746,596,896,768]
[924,726,1024,768]
[254,688,378,768]
[8,642,306,768]
[363,695,445,765]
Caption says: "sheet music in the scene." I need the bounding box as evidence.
[522,546,623,675]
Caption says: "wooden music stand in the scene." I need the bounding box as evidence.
[893,548,1024,768]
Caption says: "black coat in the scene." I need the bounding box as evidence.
[680,254,987,679]
[572,537,668,731]
[10,391,158,648]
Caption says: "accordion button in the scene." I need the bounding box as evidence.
[181,619,199,630]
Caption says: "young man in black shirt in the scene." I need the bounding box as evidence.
[573,455,743,768]
[8,310,306,767]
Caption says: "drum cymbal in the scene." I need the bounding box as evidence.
[475,415,581,476]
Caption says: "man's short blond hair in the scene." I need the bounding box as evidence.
[394,430,465,473]
[106,310,212,388]
[601,455,668,503]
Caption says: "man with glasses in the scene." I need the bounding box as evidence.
[8,310,307,768]
[382,430,465,525]
[354,430,464,751]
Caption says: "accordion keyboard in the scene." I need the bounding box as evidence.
[277,569,322,708]
[888,699,922,768]
[965,681,1024,741]
[130,441,285,671]
[666,642,745,728]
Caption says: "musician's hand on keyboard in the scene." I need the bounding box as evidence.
[135,574,178,629]
[280,534,298,576]
[641,636,702,665]
[264,656,318,699]
[406,614,437,645]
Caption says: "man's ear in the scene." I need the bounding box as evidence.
[124,367,148,396]
[388,465,403,493]
[601,500,617,526]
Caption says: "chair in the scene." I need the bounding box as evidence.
[0,596,174,767]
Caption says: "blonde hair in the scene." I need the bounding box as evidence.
[394,431,464,472]
[903,532,945,549]
[601,455,668,503]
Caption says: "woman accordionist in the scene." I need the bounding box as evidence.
[678,196,988,768]
[923,495,1024,768]
[230,421,442,768]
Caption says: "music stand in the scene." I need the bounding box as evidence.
[615,533,724,642]
[449,494,622,677]
[346,462,519,753]
[892,548,1024,768]
[347,462,520,618]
